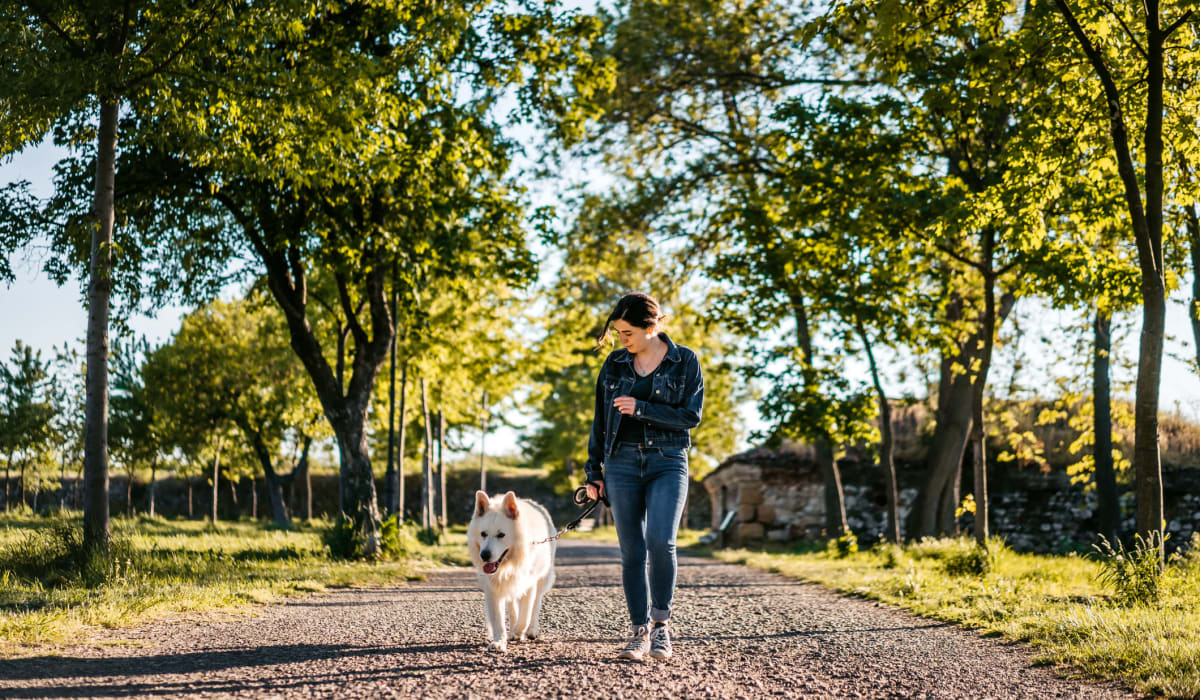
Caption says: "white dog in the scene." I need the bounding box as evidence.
[467,490,557,653]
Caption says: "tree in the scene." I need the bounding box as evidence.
[15,1,604,555]
[0,0,229,555]
[109,336,161,516]
[0,341,58,510]
[1050,0,1197,558]
[143,297,318,527]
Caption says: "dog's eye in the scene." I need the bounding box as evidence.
[480,531,487,537]
[496,533,505,538]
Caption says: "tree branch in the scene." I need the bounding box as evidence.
[26,1,86,58]
[336,272,368,346]
[1163,9,1194,39]
[936,243,985,272]
[1108,3,1149,60]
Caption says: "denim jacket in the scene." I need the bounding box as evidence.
[584,332,704,483]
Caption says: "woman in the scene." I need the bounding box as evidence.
[583,292,704,661]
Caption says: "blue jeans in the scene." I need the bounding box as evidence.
[603,442,689,626]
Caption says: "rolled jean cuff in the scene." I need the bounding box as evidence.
[650,607,670,623]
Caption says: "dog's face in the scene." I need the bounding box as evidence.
[468,491,521,575]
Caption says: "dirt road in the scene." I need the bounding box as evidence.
[0,539,1134,698]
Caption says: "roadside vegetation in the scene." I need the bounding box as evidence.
[0,511,469,653]
[688,535,1200,698]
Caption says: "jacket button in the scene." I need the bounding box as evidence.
[655,389,660,394]
[648,440,654,445]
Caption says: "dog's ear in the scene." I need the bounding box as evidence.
[501,491,519,520]
[475,491,491,517]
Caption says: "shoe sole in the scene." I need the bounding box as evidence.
[648,650,672,659]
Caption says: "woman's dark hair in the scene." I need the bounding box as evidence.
[595,292,667,350]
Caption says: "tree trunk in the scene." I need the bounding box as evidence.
[384,272,399,517]
[858,321,900,544]
[397,362,408,520]
[296,436,312,521]
[911,291,1016,539]
[255,254,388,556]
[229,475,239,513]
[789,293,848,537]
[126,470,133,517]
[18,457,26,507]
[250,475,258,520]
[187,475,193,518]
[438,408,446,532]
[1093,309,1119,545]
[83,94,120,557]
[4,450,10,511]
[147,455,158,518]
[421,377,433,532]
[60,450,68,510]
[238,419,292,528]
[211,436,222,523]
[969,247,999,548]
[480,389,488,492]
[910,345,973,539]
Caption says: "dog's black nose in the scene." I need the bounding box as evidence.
[480,549,492,562]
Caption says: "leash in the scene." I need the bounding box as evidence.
[531,485,609,545]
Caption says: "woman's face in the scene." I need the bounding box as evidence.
[612,319,657,354]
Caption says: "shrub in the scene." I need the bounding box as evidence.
[827,531,858,558]
[1093,532,1165,606]
[942,542,996,577]
[323,513,365,560]
[379,515,420,559]
[874,541,906,569]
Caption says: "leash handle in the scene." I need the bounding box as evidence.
[531,486,608,545]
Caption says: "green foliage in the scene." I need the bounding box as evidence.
[827,531,858,558]
[874,541,907,570]
[942,542,998,578]
[379,514,420,559]
[1093,532,1167,606]
[322,513,369,561]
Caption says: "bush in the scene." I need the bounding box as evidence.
[379,515,420,559]
[874,541,906,569]
[942,542,996,577]
[827,531,858,558]
[1093,532,1166,606]
[323,513,366,560]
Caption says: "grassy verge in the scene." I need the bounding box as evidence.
[686,536,1200,698]
[0,511,469,654]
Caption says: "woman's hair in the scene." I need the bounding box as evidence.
[595,292,667,350]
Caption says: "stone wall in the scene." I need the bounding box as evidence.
[700,444,1200,553]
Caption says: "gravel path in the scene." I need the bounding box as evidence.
[0,539,1135,699]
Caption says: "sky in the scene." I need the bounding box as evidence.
[4,133,1200,464]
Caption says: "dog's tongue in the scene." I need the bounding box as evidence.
[483,562,498,574]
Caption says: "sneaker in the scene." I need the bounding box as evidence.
[649,622,672,659]
[618,624,651,660]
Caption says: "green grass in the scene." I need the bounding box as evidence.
[0,511,469,654]
[688,536,1200,698]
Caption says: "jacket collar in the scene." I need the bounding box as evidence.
[613,331,682,365]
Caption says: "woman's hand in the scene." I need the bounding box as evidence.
[586,480,606,501]
[613,395,637,415]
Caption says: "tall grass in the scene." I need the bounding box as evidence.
[0,512,468,652]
